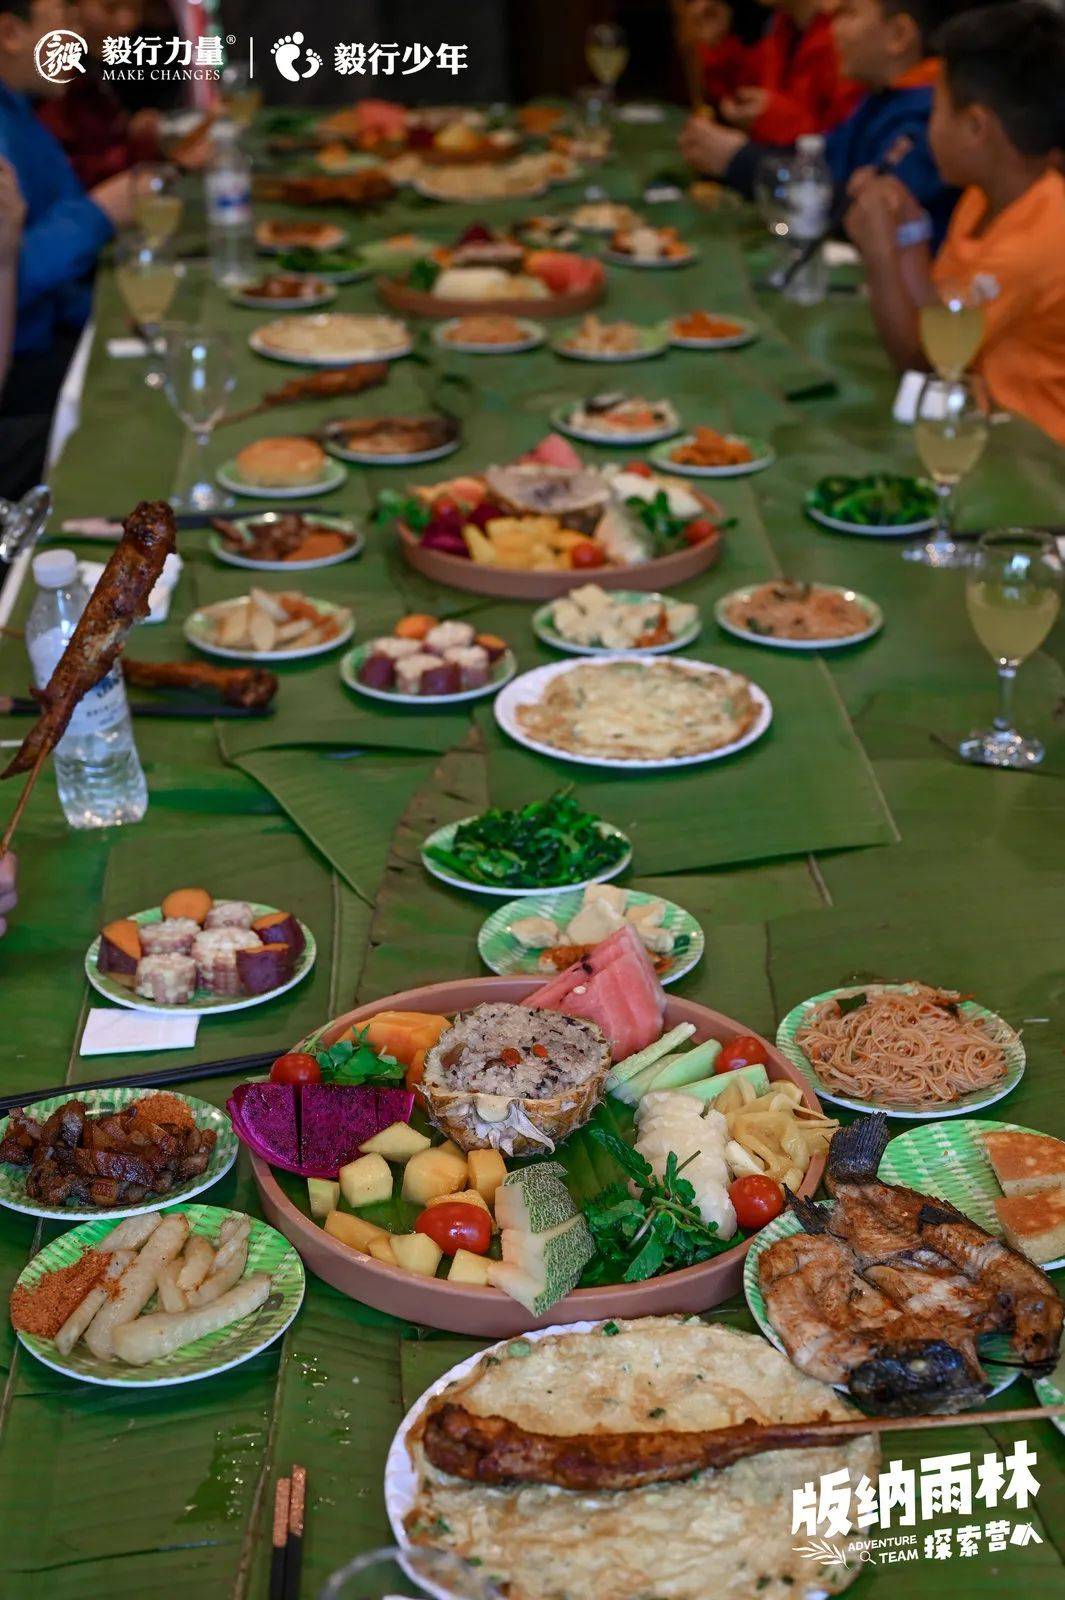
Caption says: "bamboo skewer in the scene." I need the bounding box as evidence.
[0,745,46,855]
[748,1401,1065,1445]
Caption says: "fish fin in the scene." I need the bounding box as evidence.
[826,1114,890,1185]
[787,1190,827,1233]
[917,1201,965,1228]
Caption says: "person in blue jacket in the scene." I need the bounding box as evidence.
[679,0,1000,246]
[0,0,132,414]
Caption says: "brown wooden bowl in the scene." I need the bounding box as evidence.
[397,519,723,600]
[247,976,826,1337]
[376,275,605,321]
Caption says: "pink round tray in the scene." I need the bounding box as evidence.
[376,275,605,321]
[248,976,827,1337]
[397,518,723,599]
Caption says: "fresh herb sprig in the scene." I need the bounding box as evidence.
[407,256,441,292]
[370,489,431,532]
[315,1025,404,1087]
[581,1129,739,1285]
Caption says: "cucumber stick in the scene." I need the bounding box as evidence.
[610,1037,725,1106]
[675,1063,770,1103]
[607,1023,696,1090]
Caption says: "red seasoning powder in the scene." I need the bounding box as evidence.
[10,1249,107,1339]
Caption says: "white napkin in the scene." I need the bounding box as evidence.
[80,1007,200,1056]
[824,241,860,268]
[79,552,182,624]
[893,369,930,425]
[106,336,162,359]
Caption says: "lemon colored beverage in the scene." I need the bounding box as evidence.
[914,416,987,484]
[224,87,262,129]
[134,192,182,246]
[919,303,985,378]
[116,261,178,326]
[967,579,1060,662]
[586,43,629,85]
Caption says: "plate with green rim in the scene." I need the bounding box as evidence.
[13,1204,304,1387]
[714,584,883,651]
[228,282,338,312]
[273,252,372,284]
[421,817,632,898]
[550,321,670,362]
[776,983,1026,1119]
[0,1088,239,1222]
[85,902,317,1016]
[478,888,703,985]
[215,456,347,500]
[877,1118,1065,1271]
[1035,1357,1065,1437]
[743,1206,1019,1400]
[602,247,699,270]
[533,590,702,656]
[550,401,681,448]
[184,598,354,663]
[650,435,774,478]
[805,474,937,537]
[669,315,758,351]
[340,643,517,705]
[209,512,362,572]
[432,317,545,355]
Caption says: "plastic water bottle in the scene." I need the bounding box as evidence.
[783,135,832,306]
[206,120,255,288]
[25,550,148,830]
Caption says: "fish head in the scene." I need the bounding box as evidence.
[848,1338,989,1416]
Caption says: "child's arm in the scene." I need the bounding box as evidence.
[845,175,935,372]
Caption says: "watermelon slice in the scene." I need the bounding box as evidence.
[518,434,584,471]
[522,923,666,1061]
[526,251,605,296]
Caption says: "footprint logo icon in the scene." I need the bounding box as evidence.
[271,32,320,83]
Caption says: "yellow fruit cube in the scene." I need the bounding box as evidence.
[391,1233,442,1277]
[338,1153,393,1208]
[448,1249,491,1285]
[425,1188,490,1215]
[323,1211,387,1253]
[307,1178,340,1221]
[401,1147,468,1205]
[358,1121,431,1161]
[467,1149,507,1208]
[369,1236,397,1266]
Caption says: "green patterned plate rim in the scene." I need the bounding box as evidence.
[649,436,775,478]
[1035,1358,1065,1437]
[421,817,632,898]
[184,599,354,663]
[776,984,1025,1119]
[743,1205,1019,1400]
[215,456,347,499]
[0,1088,238,1222]
[550,320,670,362]
[878,1117,1065,1271]
[532,590,702,656]
[478,887,704,986]
[85,902,317,1016]
[14,1203,305,1387]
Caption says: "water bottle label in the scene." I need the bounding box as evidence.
[28,631,129,741]
[207,174,252,228]
[788,180,830,241]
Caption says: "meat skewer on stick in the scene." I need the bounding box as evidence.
[0,500,177,851]
[121,658,278,710]
[215,360,389,430]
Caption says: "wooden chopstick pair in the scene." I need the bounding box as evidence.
[0,1049,278,1115]
[271,1465,307,1600]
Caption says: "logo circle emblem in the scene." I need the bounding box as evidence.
[35,29,87,84]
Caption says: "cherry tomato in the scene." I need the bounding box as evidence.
[715,1034,770,1074]
[571,539,606,569]
[415,1201,492,1256]
[683,516,718,546]
[431,496,461,522]
[730,1174,785,1230]
[624,460,654,478]
[269,1051,321,1086]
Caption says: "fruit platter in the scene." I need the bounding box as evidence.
[376,224,605,319]
[371,433,726,599]
[232,930,835,1336]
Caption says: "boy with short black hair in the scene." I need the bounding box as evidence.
[680,0,986,244]
[845,1,1065,444]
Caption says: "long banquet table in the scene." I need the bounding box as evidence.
[0,107,1063,1598]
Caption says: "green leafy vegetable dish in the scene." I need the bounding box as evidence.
[423,788,629,891]
[275,246,369,276]
[807,473,937,528]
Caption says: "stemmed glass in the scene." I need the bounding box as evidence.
[585,23,629,106]
[754,154,795,286]
[918,278,989,380]
[114,234,182,349]
[131,162,183,247]
[960,529,1062,768]
[159,327,236,511]
[907,372,990,567]
[317,1545,500,1599]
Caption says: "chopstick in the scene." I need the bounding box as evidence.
[0,695,272,721]
[750,1401,1065,1446]
[271,1465,307,1600]
[0,1049,278,1114]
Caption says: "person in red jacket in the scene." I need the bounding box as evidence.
[682,0,862,142]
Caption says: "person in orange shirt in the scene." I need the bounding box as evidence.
[844,1,1065,444]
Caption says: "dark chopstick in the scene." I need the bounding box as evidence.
[0,695,272,721]
[0,1049,277,1114]
[270,1476,291,1600]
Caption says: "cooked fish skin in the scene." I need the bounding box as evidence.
[848,1339,989,1417]
[863,1251,1001,1328]
[422,1402,860,1490]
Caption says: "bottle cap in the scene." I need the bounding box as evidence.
[32,548,78,589]
[796,135,825,154]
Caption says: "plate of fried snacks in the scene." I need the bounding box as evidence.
[669,310,758,350]
[209,512,363,571]
[715,581,882,650]
[10,1205,304,1386]
[651,430,774,478]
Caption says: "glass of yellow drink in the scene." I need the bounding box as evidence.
[115,235,182,345]
[585,23,629,104]
[131,162,183,247]
[907,373,989,568]
[919,279,988,379]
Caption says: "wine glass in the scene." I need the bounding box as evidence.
[907,373,990,568]
[115,234,182,348]
[318,1545,501,1600]
[159,327,236,511]
[960,529,1062,768]
[918,278,989,380]
[585,23,629,106]
[754,153,795,286]
[131,162,183,247]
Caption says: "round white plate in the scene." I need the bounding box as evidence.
[432,318,545,355]
[551,324,669,363]
[493,654,772,771]
[669,317,758,351]
[421,817,631,898]
[650,436,775,478]
[209,513,362,572]
[478,888,704,986]
[603,248,698,270]
[412,178,549,203]
[806,503,938,537]
[184,598,354,663]
[257,226,348,255]
[86,902,317,1016]
[216,457,347,499]
[550,402,681,447]
[532,591,702,656]
[228,283,338,312]
[776,983,1026,1119]
[340,645,516,705]
[248,320,411,367]
[0,1088,238,1221]
[321,426,461,467]
[14,1205,304,1388]
[714,585,883,651]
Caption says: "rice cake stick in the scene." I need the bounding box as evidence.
[85,1213,189,1359]
[186,1242,248,1306]
[98,1213,162,1252]
[54,1250,135,1356]
[157,1260,188,1313]
[176,1235,215,1293]
[111,1272,272,1365]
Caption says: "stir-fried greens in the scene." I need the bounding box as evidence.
[425,788,627,889]
[808,473,937,527]
[275,246,368,275]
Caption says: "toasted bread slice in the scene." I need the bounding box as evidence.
[994,1186,1065,1265]
[983,1129,1065,1195]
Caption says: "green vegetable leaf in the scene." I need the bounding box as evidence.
[835,991,868,1017]
[370,489,431,532]
[408,256,441,292]
[314,1025,404,1086]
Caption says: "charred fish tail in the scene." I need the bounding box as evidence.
[826,1114,890,1189]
